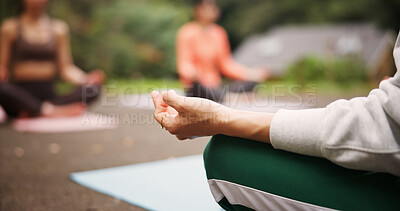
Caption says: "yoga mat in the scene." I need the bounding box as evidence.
[12,112,117,133]
[70,155,222,211]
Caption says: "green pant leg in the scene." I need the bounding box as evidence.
[203,135,400,210]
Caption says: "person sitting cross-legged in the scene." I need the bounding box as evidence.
[0,0,104,119]
[176,0,269,102]
[151,32,400,210]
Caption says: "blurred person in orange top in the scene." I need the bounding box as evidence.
[0,0,105,119]
[176,0,269,102]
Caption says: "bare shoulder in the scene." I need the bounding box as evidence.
[178,22,199,38]
[52,19,70,37]
[0,18,18,37]
[213,24,227,34]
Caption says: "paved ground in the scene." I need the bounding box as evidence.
[0,92,358,211]
[0,102,211,211]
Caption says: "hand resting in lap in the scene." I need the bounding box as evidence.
[151,90,273,142]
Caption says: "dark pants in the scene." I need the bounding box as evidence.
[204,135,400,210]
[186,81,257,103]
[0,81,100,117]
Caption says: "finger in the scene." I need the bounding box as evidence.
[152,91,168,107]
[155,112,177,130]
[151,91,161,107]
[154,111,168,123]
[176,135,188,141]
[94,70,105,81]
[162,90,185,112]
[151,91,168,113]
[166,106,179,115]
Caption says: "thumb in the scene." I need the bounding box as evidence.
[162,90,185,112]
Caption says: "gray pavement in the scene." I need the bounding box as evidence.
[0,103,210,211]
[0,92,356,210]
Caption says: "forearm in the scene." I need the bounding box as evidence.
[60,65,87,85]
[219,108,274,143]
[220,60,248,81]
[178,62,196,84]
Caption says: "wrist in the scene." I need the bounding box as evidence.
[78,73,89,85]
[220,109,274,143]
[215,107,235,136]
[246,68,256,81]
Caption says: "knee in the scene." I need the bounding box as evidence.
[204,135,275,179]
[203,135,225,165]
[203,136,220,177]
[82,84,101,102]
[203,135,235,179]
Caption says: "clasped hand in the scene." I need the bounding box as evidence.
[151,90,230,140]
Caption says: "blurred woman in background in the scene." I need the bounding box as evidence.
[176,0,269,102]
[0,0,104,118]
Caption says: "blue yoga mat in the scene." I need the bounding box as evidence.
[70,155,222,211]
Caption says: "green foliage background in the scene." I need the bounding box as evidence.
[287,56,368,86]
[50,0,191,79]
[1,0,399,79]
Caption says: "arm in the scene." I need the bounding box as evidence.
[54,20,87,85]
[216,27,248,81]
[270,76,400,176]
[152,74,400,176]
[0,19,16,82]
[176,28,197,86]
[220,109,274,143]
[216,27,268,82]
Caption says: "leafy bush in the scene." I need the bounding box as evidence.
[287,56,368,85]
[51,0,191,79]
[2,0,397,80]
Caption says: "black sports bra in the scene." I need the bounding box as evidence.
[12,17,57,62]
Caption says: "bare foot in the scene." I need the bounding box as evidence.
[41,102,86,117]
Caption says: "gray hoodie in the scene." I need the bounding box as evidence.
[270,32,400,177]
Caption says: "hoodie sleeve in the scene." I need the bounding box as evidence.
[270,74,400,177]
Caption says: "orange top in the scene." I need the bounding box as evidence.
[176,22,247,88]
